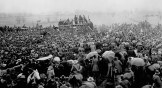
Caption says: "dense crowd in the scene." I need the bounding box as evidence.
[1,21,162,88]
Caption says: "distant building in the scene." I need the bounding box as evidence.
[58,15,93,30]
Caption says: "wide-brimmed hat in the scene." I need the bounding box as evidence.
[73,60,78,64]
[155,70,160,75]
[87,77,94,82]
[53,57,60,62]
[127,68,132,72]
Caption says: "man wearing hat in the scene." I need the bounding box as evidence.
[153,70,162,88]
[80,77,96,88]
[53,57,64,78]
[119,75,131,88]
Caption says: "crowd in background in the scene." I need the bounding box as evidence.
[1,21,162,88]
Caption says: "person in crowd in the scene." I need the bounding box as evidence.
[80,77,96,88]
[114,57,123,75]
[92,55,99,81]
[152,70,162,88]
[53,57,64,78]
[69,60,83,88]
[47,63,55,81]
[120,76,131,88]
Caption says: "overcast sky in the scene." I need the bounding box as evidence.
[0,0,162,14]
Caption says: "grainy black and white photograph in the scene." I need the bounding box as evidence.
[0,0,162,88]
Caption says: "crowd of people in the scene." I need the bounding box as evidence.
[1,21,162,88]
